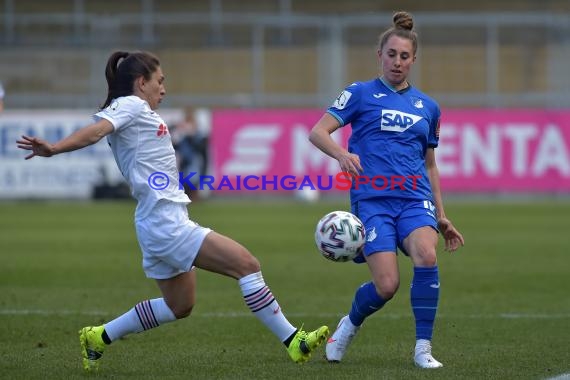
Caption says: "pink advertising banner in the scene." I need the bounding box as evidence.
[211,109,570,193]
[439,110,570,191]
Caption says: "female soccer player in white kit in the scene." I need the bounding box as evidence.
[17,51,328,372]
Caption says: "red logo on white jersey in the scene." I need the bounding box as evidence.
[157,123,169,137]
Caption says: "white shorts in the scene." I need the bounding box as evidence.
[135,201,212,279]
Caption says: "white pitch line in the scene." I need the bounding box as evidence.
[0,309,108,316]
[0,309,569,319]
[545,374,570,380]
[499,313,570,319]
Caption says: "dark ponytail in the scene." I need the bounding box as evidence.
[101,50,160,109]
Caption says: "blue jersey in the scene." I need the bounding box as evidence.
[327,78,440,203]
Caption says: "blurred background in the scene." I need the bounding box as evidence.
[2,0,570,109]
[1,0,569,199]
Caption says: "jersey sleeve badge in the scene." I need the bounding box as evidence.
[332,90,352,110]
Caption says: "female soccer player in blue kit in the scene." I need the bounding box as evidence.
[17,50,328,372]
[309,11,464,368]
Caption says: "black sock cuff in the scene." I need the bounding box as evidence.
[283,329,298,347]
[101,329,112,345]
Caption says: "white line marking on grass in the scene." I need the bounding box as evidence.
[500,313,570,319]
[0,309,108,316]
[1,309,569,319]
[545,373,570,380]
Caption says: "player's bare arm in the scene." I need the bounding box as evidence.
[309,113,362,176]
[17,119,114,159]
[425,148,465,252]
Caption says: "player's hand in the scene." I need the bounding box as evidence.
[437,217,465,252]
[337,152,362,177]
[16,135,55,159]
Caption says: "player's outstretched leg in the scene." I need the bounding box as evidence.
[287,325,330,363]
[78,298,178,372]
[414,339,443,368]
[325,315,360,362]
[237,271,329,363]
[79,326,106,372]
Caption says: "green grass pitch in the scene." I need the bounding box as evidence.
[0,199,568,379]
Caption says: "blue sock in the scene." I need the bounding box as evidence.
[411,266,440,340]
[348,281,387,326]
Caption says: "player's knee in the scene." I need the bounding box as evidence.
[236,248,261,276]
[375,278,399,300]
[412,245,437,267]
[173,303,194,319]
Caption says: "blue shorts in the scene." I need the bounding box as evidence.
[351,197,438,262]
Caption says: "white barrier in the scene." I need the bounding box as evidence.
[0,109,183,199]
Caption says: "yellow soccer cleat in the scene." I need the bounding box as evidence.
[79,325,106,372]
[287,325,329,363]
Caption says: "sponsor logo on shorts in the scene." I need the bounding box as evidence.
[366,227,377,242]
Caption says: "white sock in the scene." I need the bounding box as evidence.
[103,298,176,342]
[239,272,297,343]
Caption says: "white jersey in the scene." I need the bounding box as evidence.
[94,95,189,219]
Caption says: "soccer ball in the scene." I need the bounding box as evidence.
[315,211,366,262]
